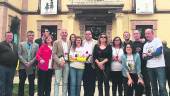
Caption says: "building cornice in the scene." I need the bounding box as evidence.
[1,1,170,15]
[122,10,170,14]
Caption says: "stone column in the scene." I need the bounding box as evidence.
[115,13,123,37]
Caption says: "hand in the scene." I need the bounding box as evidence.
[112,56,117,61]
[128,78,133,87]
[40,59,45,64]
[147,52,152,56]
[98,62,104,70]
[60,60,65,68]
[138,78,144,86]
[142,53,147,58]
[139,38,145,43]
[25,62,31,68]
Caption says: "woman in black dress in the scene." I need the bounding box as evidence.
[93,33,112,96]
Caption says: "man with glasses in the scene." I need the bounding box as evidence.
[0,32,18,96]
[18,31,39,96]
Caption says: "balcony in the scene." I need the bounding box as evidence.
[67,0,124,10]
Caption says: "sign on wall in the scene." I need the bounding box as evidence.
[40,0,58,15]
[136,0,154,14]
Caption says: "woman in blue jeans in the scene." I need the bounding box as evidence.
[69,36,87,96]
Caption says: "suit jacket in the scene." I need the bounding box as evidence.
[52,39,70,69]
[18,41,38,74]
[0,41,18,68]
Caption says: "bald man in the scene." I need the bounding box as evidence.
[53,29,70,96]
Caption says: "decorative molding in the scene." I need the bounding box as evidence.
[79,20,112,39]
[37,20,62,39]
[115,13,123,18]
[131,20,157,30]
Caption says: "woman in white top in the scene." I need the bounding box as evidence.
[111,36,124,96]
[69,36,87,96]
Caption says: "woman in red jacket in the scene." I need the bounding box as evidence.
[36,35,53,96]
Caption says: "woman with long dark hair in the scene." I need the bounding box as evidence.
[68,33,76,96]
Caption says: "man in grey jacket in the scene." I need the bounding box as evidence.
[18,31,38,96]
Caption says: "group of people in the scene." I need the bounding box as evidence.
[0,28,170,96]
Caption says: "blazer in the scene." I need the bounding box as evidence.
[52,39,70,69]
[18,42,38,74]
[121,53,141,78]
[0,41,18,68]
[36,44,52,71]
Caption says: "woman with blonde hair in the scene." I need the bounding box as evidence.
[93,33,112,96]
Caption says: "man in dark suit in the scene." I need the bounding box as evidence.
[0,31,18,96]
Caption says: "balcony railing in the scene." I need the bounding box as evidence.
[68,0,124,5]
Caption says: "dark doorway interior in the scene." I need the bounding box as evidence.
[85,25,106,40]
[136,25,153,38]
[41,25,57,41]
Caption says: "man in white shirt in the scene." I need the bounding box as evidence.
[143,28,168,96]
[53,29,69,96]
[83,30,97,96]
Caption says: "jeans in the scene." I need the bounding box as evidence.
[38,69,53,96]
[0,65,15,96]
[54,63,69,96]
[70,67,84,96]
[147,67,168,96]
[166,67,170,95]
[83,63,96,96]
[142,67,151,96]
[18,69,35,96]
